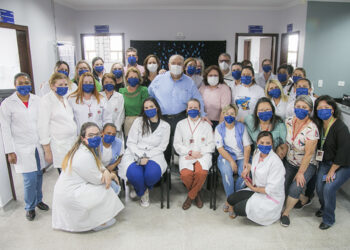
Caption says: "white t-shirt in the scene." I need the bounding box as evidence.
[272,98,289,120]
[101,145,113,167]
[232,84,265,121]
[255,72,277,89]
[214,125,252,160]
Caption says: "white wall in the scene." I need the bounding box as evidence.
[1,0,57,93]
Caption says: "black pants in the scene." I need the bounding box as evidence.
[163,111,186,164]
[227,190,254,216]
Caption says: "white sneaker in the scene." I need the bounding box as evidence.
[129,186,137,199]
[140,189,150,207]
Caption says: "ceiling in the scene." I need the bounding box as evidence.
[54,0,311,10]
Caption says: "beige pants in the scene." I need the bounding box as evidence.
[124,116,138,137]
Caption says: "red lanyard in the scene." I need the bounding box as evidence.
[187,118,201,139]
[291,118,308,142]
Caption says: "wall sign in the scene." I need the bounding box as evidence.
[0,9,14,24]
[287,24,293,33]
[94,25,109,34]
[248,25,263,34]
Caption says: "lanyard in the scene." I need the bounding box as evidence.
[321,117,335,150]
[187,118,201,139]
[291,118,309,142]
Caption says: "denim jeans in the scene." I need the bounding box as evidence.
[22,149,43,211]
[284,160,317,199]
[316,161,350,226]
[126,160,162,197]
[217,157,244,197]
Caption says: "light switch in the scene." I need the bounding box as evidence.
[338,81,345,87]
[318,80,323,87]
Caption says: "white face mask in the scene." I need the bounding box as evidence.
[170,65,183,76]
[147,63,158,73]
[207,76,219,86]
[219,62,229,71]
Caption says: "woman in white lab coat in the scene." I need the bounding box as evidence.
[227,131,285,226]
[173,98,215,210]
[39,60,77,97]
[38,73,77,174]
[68,72,112,131]
[265,79,289,120]
[119,97,170,207]
[52,122,124,232]
[99,73,125,137]
[1,73,49,221]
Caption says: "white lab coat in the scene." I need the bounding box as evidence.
[173,118,215,171]
[100,91,125,132]
[1,93,45,173]
[68,94,113,132]
[119,117,170,180]
[245,150,285,226]
[37,91,77,168]
[40,81,77,97]
[52,144,124,232]
[271,98,289,120]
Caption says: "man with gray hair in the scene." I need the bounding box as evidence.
[149,54,207,162]
[218,53,234,89]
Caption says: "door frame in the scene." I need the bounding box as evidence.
[280,31,300,66]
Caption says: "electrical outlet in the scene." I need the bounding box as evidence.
[338,81,345,87]
[318,80,323,87]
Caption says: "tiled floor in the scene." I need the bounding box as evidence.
[1,167,350,250]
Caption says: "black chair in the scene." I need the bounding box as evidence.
[170,147,217,209]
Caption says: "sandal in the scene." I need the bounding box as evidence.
[223,204,229,213]
[229,210,237,219]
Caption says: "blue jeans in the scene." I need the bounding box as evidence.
[126,160,162,197]
[22,149,43,211]
[316,161,350,226]
[217,157,244,197]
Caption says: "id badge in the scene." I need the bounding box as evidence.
[316,150,324,162]
[189,138,194,144]
[88,112,93,118]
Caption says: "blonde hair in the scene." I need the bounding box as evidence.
[49,72,75,91]
[265,79,288,102]
[125,67,142,85]
[69,72,102,104]
[62,122,102,172]
[222,104,238,116]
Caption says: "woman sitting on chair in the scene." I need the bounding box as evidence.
[119,97,170,207]
[174,98,215,210]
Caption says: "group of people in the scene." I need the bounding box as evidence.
[1,47,349,233]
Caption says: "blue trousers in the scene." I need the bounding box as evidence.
[217,157,244,197]
[126,160,162,197]
[316,161,350,226]
[22,149,43,211]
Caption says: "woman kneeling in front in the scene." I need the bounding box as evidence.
[227,131,285,225]
[174,98,215,210]
[119,97,170,207]
[52,122,124,232]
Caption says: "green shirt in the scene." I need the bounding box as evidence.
[244,114,287,149]
[119,86,149,116]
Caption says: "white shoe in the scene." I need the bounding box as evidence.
[140,189,150,207]
[93,218,116,232]
[129,186,137,199]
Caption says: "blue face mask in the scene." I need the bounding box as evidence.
[196,68,201,75]
[294,108,309,120]
[82,84,95,93]
[104,83,115,92]
[87,136,101,148]
[268,88,281,99]
[103,134,115,144]
[224,115,235,124]
[188,109,200,118]
[128,56,137,66]
[317,109,332,121]
[241,75,252,85]
[58,70,69,77]
[257,144,272,155]
[56,86,68,96]
[16,85,32,96]
[293,76,302,83]
[278,73,287,82]
[258,111,273,121]
[262,65,272,73]
[78,69,89,76]
[145,108,157,118]
[232,70,241,80]
[95,65,104,73]
[128,78,139,87]
[112,70,123,79]
[187,66,196,75]
[296,87,308,97]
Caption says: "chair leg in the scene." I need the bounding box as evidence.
[167,167,170,209]
[213,168,217,210]
[160,175,164,209]
[209,168,213,209]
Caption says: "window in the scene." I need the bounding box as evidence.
[81,33,124,71]
[287,34,299,68]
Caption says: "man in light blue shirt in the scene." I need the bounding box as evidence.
[148,54,207,162]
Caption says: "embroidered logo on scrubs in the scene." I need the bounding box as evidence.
[114,108,118,112]
[236,96,251,111]
[201,137,205,142]
[97,110,101,114]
